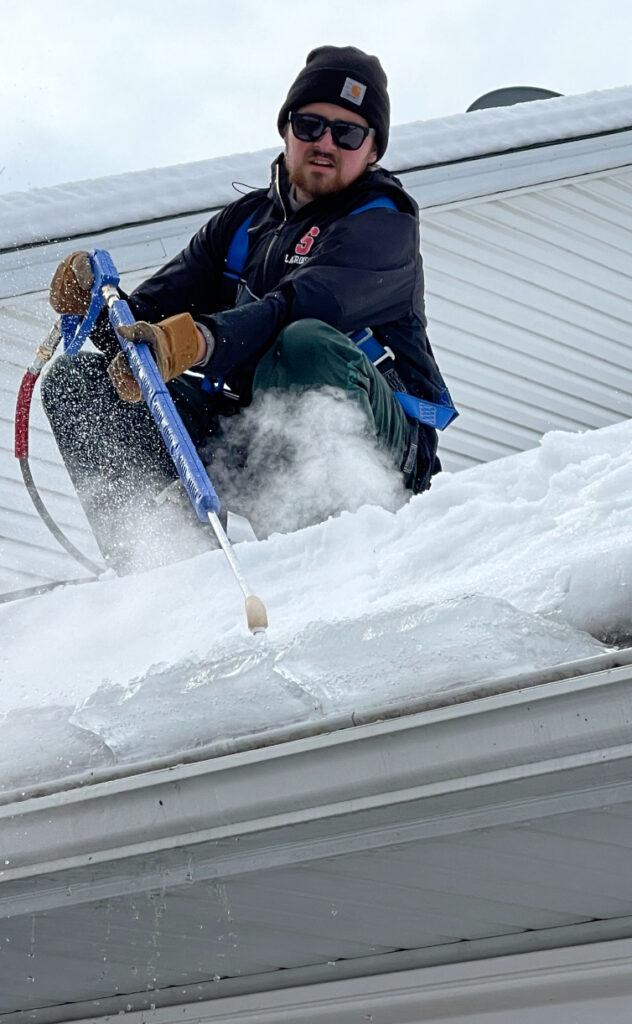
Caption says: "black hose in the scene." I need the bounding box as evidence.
[0,575,100,605]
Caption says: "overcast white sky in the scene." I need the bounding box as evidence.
[2,0,632,196]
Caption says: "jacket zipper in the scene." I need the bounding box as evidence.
[262,163,288,286]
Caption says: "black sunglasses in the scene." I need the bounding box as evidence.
[288,111,375,151]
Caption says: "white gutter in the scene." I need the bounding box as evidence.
[1,648,631,893]
[2,645,630,808]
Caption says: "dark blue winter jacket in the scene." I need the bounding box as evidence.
[127,155,449,414]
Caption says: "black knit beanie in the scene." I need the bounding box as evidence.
[277,46,390,159]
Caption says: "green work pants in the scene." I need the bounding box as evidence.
[253,319,411,463]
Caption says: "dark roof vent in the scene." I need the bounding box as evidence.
[467,87,562,112]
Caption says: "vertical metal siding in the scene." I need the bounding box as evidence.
[416,167,632,470]
[0,293,101,591]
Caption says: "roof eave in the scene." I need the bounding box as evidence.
[2,647,632,888]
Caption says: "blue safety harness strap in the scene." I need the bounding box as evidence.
[201,376,224,394]
[224,197,396,281]
[349,327,458,431]
[224,211,256,280]
[350,196,399,216]
[208,211,257,392]
[353,331,386,364]
[393,391,458,430]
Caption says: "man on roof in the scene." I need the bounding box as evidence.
[44,45,454,569]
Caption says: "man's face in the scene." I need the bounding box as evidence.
[284,101,378,204]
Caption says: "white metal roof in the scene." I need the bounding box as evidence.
[2,83,632,250]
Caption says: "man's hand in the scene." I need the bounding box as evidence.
[108,313,203,403]
[49,251,94,314]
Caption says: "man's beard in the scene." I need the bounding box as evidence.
[287,153,343,199]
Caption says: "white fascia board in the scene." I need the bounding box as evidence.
[2,653,632,889]
[2,129,631,302]
[51,935,632,1024]
[410,128,632,209]
[0,209,212,300]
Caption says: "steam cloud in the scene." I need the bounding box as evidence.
[203,388,408,539]
[103,388,407,572]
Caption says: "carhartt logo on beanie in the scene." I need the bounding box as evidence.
[278,45,390,159]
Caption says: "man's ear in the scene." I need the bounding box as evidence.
[368,144,378,165]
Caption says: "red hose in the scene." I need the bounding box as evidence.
[13,363,104,578]
[14,369,39,459]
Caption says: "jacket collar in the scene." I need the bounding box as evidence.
[267,153,407,217]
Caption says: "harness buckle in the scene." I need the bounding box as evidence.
[349,327,396,368]
[373,345,395,368]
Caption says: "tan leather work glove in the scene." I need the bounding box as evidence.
[49,251,94,314]
[108,313,201,403]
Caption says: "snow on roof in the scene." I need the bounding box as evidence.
[1,414,630,796]
[1,83,631,252]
